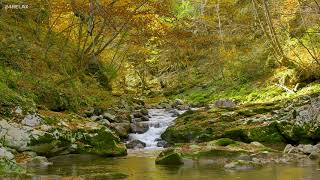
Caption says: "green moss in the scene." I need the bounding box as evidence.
[0,159,26,175]
[215,138,236,146]
[155,148,183,165]
[78,128,127,157]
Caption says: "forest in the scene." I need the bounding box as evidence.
[0,0,320,179]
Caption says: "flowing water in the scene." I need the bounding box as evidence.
[5,109,320,179]
[128,108,184,149]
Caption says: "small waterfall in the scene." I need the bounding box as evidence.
[128,109,183,149]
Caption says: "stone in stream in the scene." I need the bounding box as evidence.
[156,140,169,148]
[102,112,116,122]
[111,123,131,138]
[126,140,146,149]
[130,122,149,134]
[155,148,183,165]
[224,160,261,170]
[27,156,52,166]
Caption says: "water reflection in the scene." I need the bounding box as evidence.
[8,152,320,180]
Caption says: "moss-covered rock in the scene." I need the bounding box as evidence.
[76,127,127,156]
[0,159,26,175]
[155,148,184,165]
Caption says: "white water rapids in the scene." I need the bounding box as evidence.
[128,109,184,149]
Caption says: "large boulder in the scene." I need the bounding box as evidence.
[155,148,184,165]
[111,123,131,138]
[0,119,127,157]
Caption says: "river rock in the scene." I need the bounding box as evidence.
[27,156,52,166]
[140,108,149,116]
[169,109,180,117]
[126,140,146,149]
[213,99,236,109]
[21,114,42,127]
[224,160,261,170]
[111,123,131,138]
[157,140,169,148]
[130,122,149,134]
[103,113,116,122]
[133,111,144,118]
[0,147,14,160]
[155,148,183,165]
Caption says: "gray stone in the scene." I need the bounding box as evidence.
[130,123,149,134]
[0,147,15,160]
[103,113,116,122]
[21,114,42,127]
[156,140,169,148]
[126,140,146,149]
[27,156,52,166]
[224,160,260,170]
[111,123,131,138]
[213,99,236,109]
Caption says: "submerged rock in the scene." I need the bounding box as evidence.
[155,148,183,165]
[27,156,52,166]
[224,160,261,170]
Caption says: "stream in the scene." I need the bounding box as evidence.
[11,109,320,179]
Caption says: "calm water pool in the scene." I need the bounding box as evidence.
[14,150,320,180]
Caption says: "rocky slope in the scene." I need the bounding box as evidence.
[162,93,320,145]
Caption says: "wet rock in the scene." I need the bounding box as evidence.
[157,140,169,148]
[111,123,131,138]
[102,113,116,122]
[169,109,180,117]
[155,148,183,165]
[309,151,320,160]
[283,144,295,154]
[126,140,146,149]
[133,111,144,118]
[224,160,261,170]
[21,114,42,127]
[27,156,52,166]
[237,154,252,161]
[80,172,128,179]
[176,105,190,110]
[130,122,149,134]
[140,108,149,116]
[141,116,149,121]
